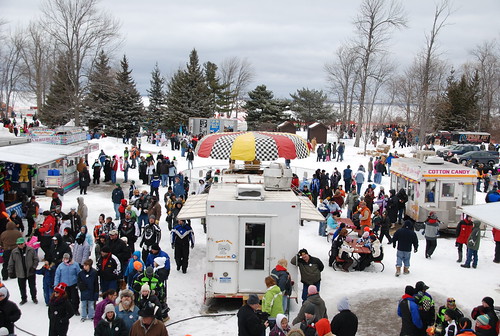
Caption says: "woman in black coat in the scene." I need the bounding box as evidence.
[79,167,91,195]
[48,283,74,336]
[386,189,399,225]
[0,286,22,335]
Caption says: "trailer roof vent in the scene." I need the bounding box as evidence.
[263,163,293,191]
[423,156,445,165]
[236,184,264,200]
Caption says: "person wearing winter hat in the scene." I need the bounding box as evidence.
[315,318,333,336]
[237,294,268,335]
[475,314,492,334]
[423,211,440,258]
[291,248,324,303]
[471,296,499,336]
[330,296,358,336]
[435,298,465,335]
[269,313,291,336]
[8,236,39,305]
[461,220,482,269]
[115,289,139,333]
[292,285,328,325]
[171,219,195,273]
[397,285,423,335]
[94,289,118,328]
[96,246,121,292]
[48,282,74,336]
[298,302,318,336]
[135,283,162,320]
[442,308,459,336]
[145,243,170,276]
[392,219,419,276]
[54,252,81,316]
[95,303,127,336]
[0,285,21,335]
[414,281,435,330]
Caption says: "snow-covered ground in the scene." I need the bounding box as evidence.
[2,130,499,336]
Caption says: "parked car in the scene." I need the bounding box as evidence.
[458,151,499,166]
[437,144,480,157]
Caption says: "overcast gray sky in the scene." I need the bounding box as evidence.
[2,0,500,99]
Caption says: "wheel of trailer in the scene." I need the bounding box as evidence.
[488,160,495,166]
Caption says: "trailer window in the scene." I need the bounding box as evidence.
[407,183,415,201]
[462,184,474,205]
[244,223,265,270]
[441,183,455,198]
[425,182,436,203]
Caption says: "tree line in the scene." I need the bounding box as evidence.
[1,0,499,142]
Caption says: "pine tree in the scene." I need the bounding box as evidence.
[435,69,480,131]
[146,63,167,132]
[205,61,232,117]
[40,53,74,128]
[290,88,333,124]
[245,84,284,130]
[165,49,212,131]
[81,51,116,129]
[110,55,143,137]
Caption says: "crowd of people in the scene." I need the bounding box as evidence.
[0,137,210,335]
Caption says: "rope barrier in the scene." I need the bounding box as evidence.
[166,313,237,327]
[14,324,39,336]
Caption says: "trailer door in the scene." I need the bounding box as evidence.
[238,217,270,293]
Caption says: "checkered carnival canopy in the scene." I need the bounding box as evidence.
[195,131,310,161]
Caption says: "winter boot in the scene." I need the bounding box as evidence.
[403,267,410,274]
[456,250,463,263]
[395,266,401,277]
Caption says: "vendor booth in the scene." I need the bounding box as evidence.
[390,156,477,230]
[0,142,98,215]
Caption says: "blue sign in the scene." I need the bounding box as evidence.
[209,119,221,133]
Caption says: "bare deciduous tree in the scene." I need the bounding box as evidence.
[352,0,407,147]
[416,0,452,147]
[219,56,255,118]
[19,21,56,111]
[325,43,360,125]
[470,40,500,131]
[0,30,25,118]
[40,0,120,126]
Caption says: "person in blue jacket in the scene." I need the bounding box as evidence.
[172,175,186,199]
[54,253,81,315]
[36,260,57,305]
[171,220,195,274]
[398,285,423,336]
[77,259,99,322]
[124,251,145,288]
[145,244,170,276]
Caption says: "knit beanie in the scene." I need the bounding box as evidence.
[477,314,490,326]
[307,285,318,296]
[482,296,494,308]
[141,284,150,292]
[304,303,316,315]
[133,261,143,271]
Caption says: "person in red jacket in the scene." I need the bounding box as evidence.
[38,211,56,256]
[455,215,473,263]
[493,227,500,263]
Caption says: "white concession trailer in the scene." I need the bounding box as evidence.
[390,156,477,230]
[177,168,324,301]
